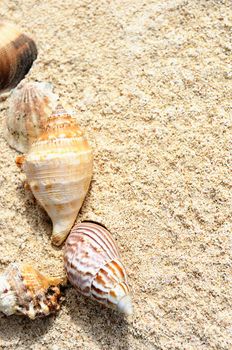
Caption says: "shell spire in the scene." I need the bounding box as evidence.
[21,105,93,246]
[52,104,66,114]
[0,22,37,93]
[5,81,58,153]
[0,263,64,319]
[64,222,133,315]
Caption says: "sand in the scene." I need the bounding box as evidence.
[0,0,231,349]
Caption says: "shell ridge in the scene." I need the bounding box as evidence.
[71,226,116,260]
[73,224,118,259]
[66,236,115,295]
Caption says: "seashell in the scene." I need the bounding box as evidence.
[5,81,58,153]
[0,22,37,93]
[64,221,133,315]
[19,105,93,246]
[0,263,64,319]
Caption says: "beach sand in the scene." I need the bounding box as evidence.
[0,0,231,349]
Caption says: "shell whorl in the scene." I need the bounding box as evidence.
[5,81,58,153]
[37,105,83,142]
[64,222,133,315]
[0,263,64,319]
[22,106,93,246]
[0,22,37,92]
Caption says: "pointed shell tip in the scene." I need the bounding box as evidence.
[118,295,133,316]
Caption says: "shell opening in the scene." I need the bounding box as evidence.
[82,220,108,230]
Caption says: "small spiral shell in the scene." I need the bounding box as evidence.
[0,263,64,319]
[64,222,133,315]
[0,22,37,92]
[19,105,93,246]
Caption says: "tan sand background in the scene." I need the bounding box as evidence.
[0,0,231,349]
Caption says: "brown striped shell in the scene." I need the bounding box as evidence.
[64,222,133,315]
[0,263,64,319]
[5,81,58,153]
[0,22,37,93]
[18,105,93,246]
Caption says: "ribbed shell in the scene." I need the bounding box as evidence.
[0,263,63,319]
[0,22,37,92]
[22,106,93,246]
[64,222,133,315]
[5,81,58,153]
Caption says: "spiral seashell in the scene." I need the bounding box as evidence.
[0,263,64,319]
[64,222,133,315]
[19,105,93,246]
[0,22,37,93]
[5,81,58,153]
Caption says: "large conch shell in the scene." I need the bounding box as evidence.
[64,222,133,315]
[5,81,58,153]
[17,106,93,246]
[0,22,37,93]
[0,263,64,319]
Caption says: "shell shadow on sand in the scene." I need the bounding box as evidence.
[15,178,53,242]
[0,314,54,347]
[65,288,130,350]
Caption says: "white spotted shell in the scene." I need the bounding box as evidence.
[64,222,133,315]
[5,81,58,153]
[0,263,64,319]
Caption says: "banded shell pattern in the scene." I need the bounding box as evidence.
[5,81,58,153]
[0,263,63,319]
[64,222,133,315]
[0,22,37,92]
[20,106,93,246]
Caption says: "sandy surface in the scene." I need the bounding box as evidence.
[0,0,231,349]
